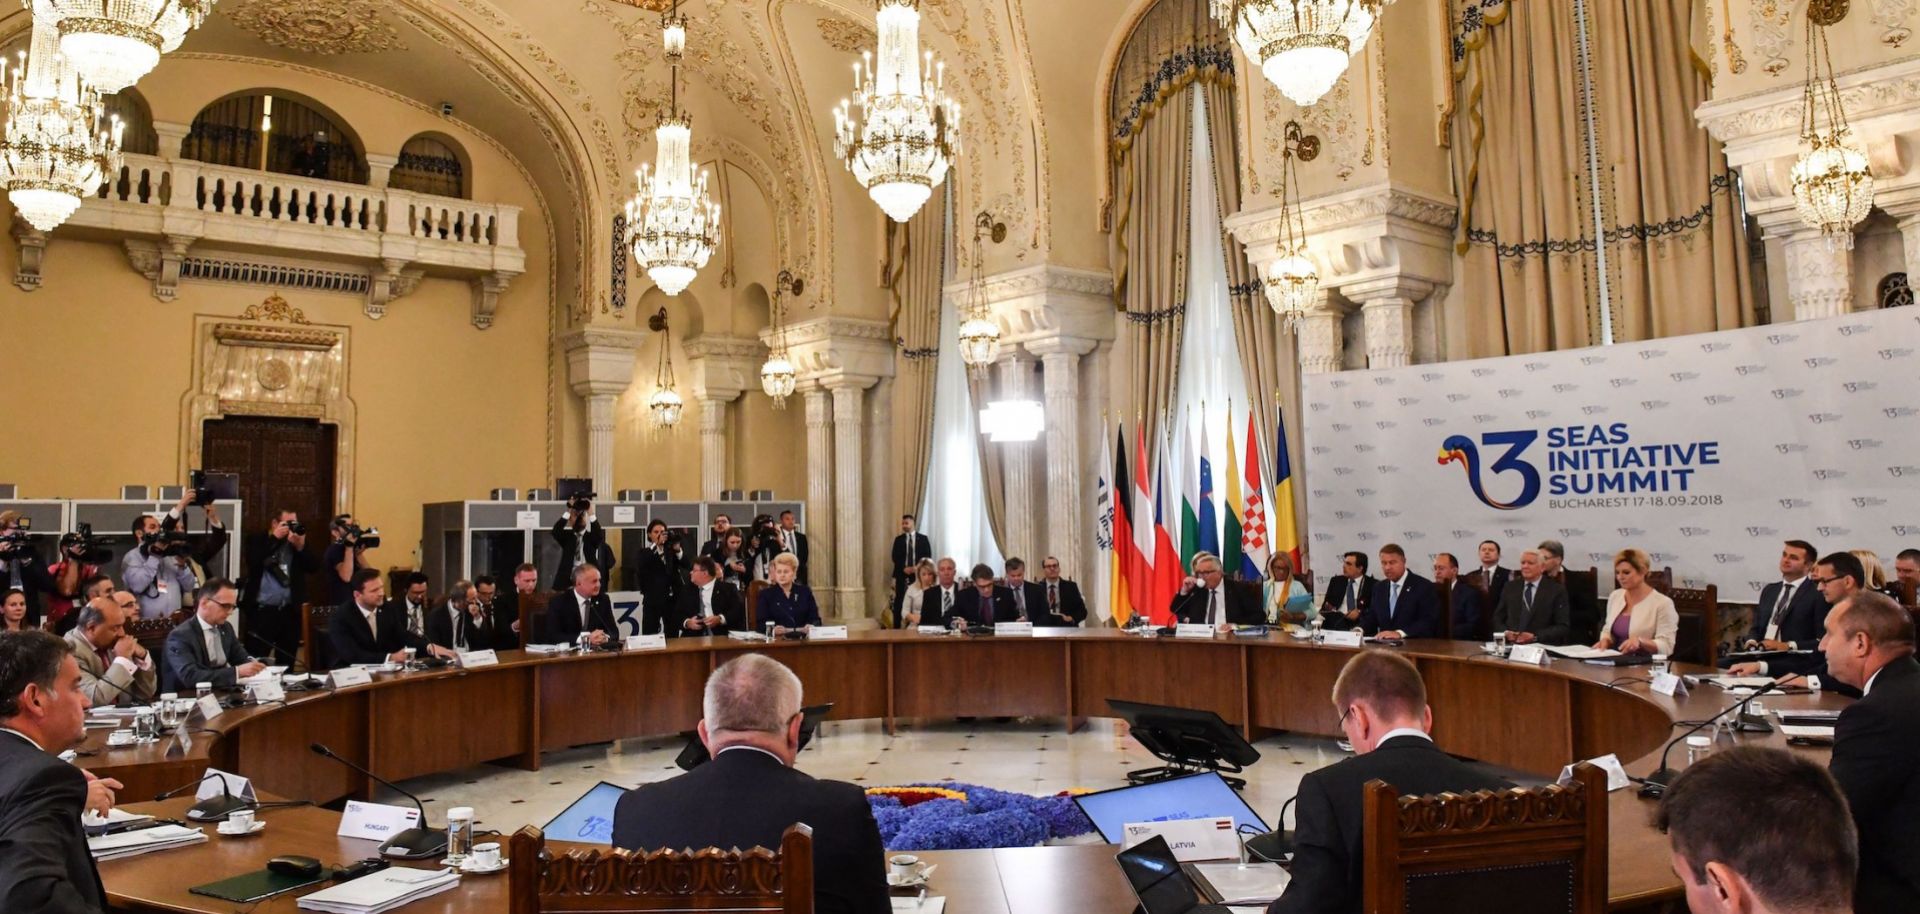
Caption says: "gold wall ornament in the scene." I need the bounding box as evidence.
[227,0,407,55]
[238,293,311,325]
[1807,0,1851,25]
[817,17,877,54]
[257,358,293,391]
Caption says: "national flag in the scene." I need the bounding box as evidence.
[1131,422,1157,620]
[1111,423,1135,626]
[1093,419,1115,624]
[1223,406,1247,579]
[1176,402,1199,572]
[1151,426,1181,623]
[1239,408,1269,580]
[1197,414,1219,558]
[1270,407,1302,572]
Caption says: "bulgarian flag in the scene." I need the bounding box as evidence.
[1177,403,1200,572]
[1223,405,1247,580]
[1239,408,1269,580]
[1269,407,1302,572]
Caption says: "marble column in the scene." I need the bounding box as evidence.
[802,387,835,612]
[563,328,642,497]
[698,396,728,500]
[1295,297,1346,375]
[1780,231,1854,320]
[995,356,1038,564]
[829,383,867,618]
[1030,339,1093,577]
[865,377,895,618]
[1344,278,1431,369]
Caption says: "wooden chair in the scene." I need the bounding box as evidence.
[125,610,186,658]
[1460,575,1495,641]
[1363,763,1607,914]
[302,603,332,672]
[507,823,813,914]
[520,591,558,647]
[1436,581,1455,639]
[1668,584,1721,668]
[745,580,767,631]
[1646,567,1674,596]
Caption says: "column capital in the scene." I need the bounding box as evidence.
[1296,298,1347,375]
[1341,275,1434,305]
[1227,182,1455,294]
[153,121,192,160]
[769,316,893,390]
[682,333,764,401]
[1024,335,1098,358]
[943,264,1117,350]
[560,326,642,398]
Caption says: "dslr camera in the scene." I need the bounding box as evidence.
[60,523,112,565]
[0,518,33,558]
[285,520,306,536]
[567,491,596,512]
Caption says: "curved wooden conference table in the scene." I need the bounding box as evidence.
[84,628,1849,912]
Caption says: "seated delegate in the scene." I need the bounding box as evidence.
[1593,548,1677,656]
[1490,549,1571,645]
[162,579,265,691]
[757,553,820,635]
[1262,552,1315,625]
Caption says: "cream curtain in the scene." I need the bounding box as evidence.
[885,188,947,519]
[1451,0,1751,356]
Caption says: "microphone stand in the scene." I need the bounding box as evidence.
[309,743,447,860]
[153,770,253,822]
[1636,681,1779,797]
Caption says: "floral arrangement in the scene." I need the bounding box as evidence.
[865,782,1096,851]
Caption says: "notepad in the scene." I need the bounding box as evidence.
[88,824,207,860]
[1545,645,1621,660]
[1191,862,1291,905]
[296,867,460,914]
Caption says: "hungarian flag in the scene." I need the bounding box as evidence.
[1223,407,1247,580]
[1269,407,1301,572]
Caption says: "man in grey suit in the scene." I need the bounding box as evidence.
[162,579,264,693]
[64,594,156,707]
[1491,549,1571,645]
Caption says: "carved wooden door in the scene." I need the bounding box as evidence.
[201,417,337,602]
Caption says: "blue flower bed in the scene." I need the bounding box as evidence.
[868,782,1096,851]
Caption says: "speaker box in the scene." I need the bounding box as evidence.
[489,488,519,501]
[121,485,151,500]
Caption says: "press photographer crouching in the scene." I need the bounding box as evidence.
[242,510,318,666]
[121,512,197,621]
[0,510,55,628]
[322,514,379,605]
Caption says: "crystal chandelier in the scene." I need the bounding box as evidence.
[1790,1,1872,250]
[1264,121,1320,331]
[36,0,216,93]
[646,307,684,429]
[832,0,961,222]
[760,270,800,409]
[625,0,720,296]
[956,212,1004,374]
[1209,0,1390,107]
[0,13,123,232]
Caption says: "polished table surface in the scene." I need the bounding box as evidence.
[83,628,1850,911]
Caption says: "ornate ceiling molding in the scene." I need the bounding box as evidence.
[1697,56,1920,145]
[227,0,408,54]
[761,316,895,387]
[816,16,874,53]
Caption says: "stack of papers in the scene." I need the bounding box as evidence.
[88,824,207,860]
[296,867,460,914]
[1699,676,1775,690]
[1544,645,1620,660]
[1191,862,1290,905]
[83,807,154,831]
[525,643,573,654]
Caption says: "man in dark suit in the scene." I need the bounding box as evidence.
[1361,544,1441,639]
[1464,540,1511,639]
[1317,551,1375,631]
[0,630,113,914]
[1035,556,1087,627]
[549,504,611,591]
[775,511,809,586]
[472,575,517,651]
[1742,540,1827,652]
[1491,549,1571,645]
[1536,540,1597,644]
[612,654,888,914]
[381,571,443,659]
[1820,590,1920,912]
[672,558,745,637]
[1268,650,1511,913]
[547,564,618,648]
[1657,746,1858,914]
[1433,553,1480,639]
[239,509,318,666]
[1170,553,1264,628]
[1002,558,1048,622]
[426,580,492,654]
[327,568,412,667]
[162,579,267,692]
[634,520,688,621]
[889,515,932,627]
[947,563,1017,628]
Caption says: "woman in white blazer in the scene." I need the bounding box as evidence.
[899,559,937,627]
[1594,548,1678,656]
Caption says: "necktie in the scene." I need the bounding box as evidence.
[1391,581,1401,618]
[1524,581,1536,612]
[409,605,423,638]
[1210,589,1221,626]
[1049,583,1058,613]
[906,537,915,565]
[1345,582,1355,612]
[1014,587,1026,618]
[942,588,953,616]
[580,595,592,631]
[1770,583,1794,627]
[702,585,713,618]
[452,607,466,651]
[205,625,226,667]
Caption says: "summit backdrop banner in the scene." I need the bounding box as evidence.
[1301,307,1920,601]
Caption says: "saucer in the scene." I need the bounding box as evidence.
[887,872,929,888]
[216,821,266,837]
[460,858,508,875]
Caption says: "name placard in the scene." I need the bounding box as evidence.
[994,622,1035,637]
[1558,754,1632,792]
[1651,672,1687,696]
[1174,624,1217,639]
[624,634,667,651]
[514,510,541,530]
[246,679,286,703]
[1508,644,1548,666]
[1121,816,1239,862]
[1320,630,1364,648]
[330,667,373,688]
[612,505,637,524]
[916,625,949,635]
[196,694,224,722]
[810,625,849,640]
[195,768,256,803]
[457,649,499,668]
[338,801,421,842]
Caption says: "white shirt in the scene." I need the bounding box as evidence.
[1378,727,1433,746]
[1864,666,1886,697]
[716,744,786,765]
[697,581,715,618]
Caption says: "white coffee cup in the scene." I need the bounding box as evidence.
[223,809,255,832]
[889,853,922,880]
[471,842,502,869]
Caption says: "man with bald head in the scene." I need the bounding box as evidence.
[1820,590,1920,911]
[63,592,156,706]
[1490,549,1571,645]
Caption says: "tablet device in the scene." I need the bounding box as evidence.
[1072,771,1270,844]
[189,867,328,903]
[543,780,627,845]
[1114,835,1237,914]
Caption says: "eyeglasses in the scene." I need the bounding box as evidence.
[1808,576,1834,586]
[1339,705,1355,727]
[207,599,237,610]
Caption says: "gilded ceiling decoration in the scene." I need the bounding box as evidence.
[227,0,408,54]
[816,17,875,53]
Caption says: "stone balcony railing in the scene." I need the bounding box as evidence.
[13,153,526,328]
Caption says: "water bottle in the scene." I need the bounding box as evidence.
[764,621,776,640]
[1309,616,1324,644]
[1685,734,1711,766]
[1494,631,1509,658]
[1650,654,1670,677]
[445,806,475,866]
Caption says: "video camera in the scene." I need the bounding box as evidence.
[334,520,381,550]
[556,477,595,513]
[140,528,191,557]
[60,523,112,565]
[188,469,239,505]
[0,517,32,558]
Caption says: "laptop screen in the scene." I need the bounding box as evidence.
[542,781,627,845]
[1073,772,1271,844]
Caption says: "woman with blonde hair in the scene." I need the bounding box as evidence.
[899,558,937,628]
[1262,553,1315,625]
[756,552,821,635]
[1594,548,1678,656]
[1850,549,1902,598]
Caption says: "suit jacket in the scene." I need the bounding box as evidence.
[1465,567,1511,606]
[326,601,408,668]
[1543,569,1599,644]
[0,731,107,914]
[483,595,524,651]
[66,628,157,707]
[239,531,318,613]
[757,584,822,630]
[1744,579,1828,649]
[162,615,256,691]
[634,544,687,608]
[381,599,433,654]
[949,585,1019,627]
[1034,579,1088,627]
[549,518,611,591]
[611,747,889,914]
[1006,581,1048,621]
[546,589,619,644]
[1171,581,1266,626]
[1318,575,1376,629]
[425,601,491,653]
[1361,573,1442,638]
[1269,735,1514,914]
[671,581,745,636]
[1491,575,1572,645]
[1831,656,1920,912]
[1444,581,1481,640]
[776,530,810,585]
[890,533,932,579]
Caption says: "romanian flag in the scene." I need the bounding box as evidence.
[1109,424,1133,626]
[1239,408,1268,580]
[1223,407,1247,580]
[1270,407,1302,571]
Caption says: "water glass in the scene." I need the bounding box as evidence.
[1650,654,1670,677]
[445,807,475,865]
[133,707,158,741]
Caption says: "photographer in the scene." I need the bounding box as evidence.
[0,510,54,627]
[159,490,230,579]
[121,512,197,620]
[549,495,613,591]
[744,514,780,584]
[242,510,318,666]
[635,519,687,624]
[322,514,375,605]
[44,531,108,633]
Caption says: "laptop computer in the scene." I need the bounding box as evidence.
[1072,771,1271,844]
[1115,835,1242,913]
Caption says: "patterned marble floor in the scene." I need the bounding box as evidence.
[383,718,1374,840]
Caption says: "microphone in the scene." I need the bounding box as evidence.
[1637,681,1780,797]
[1240,795,1295,862]
[244,630,308,674]
[153,770,253,822]
[308,743,447,860]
